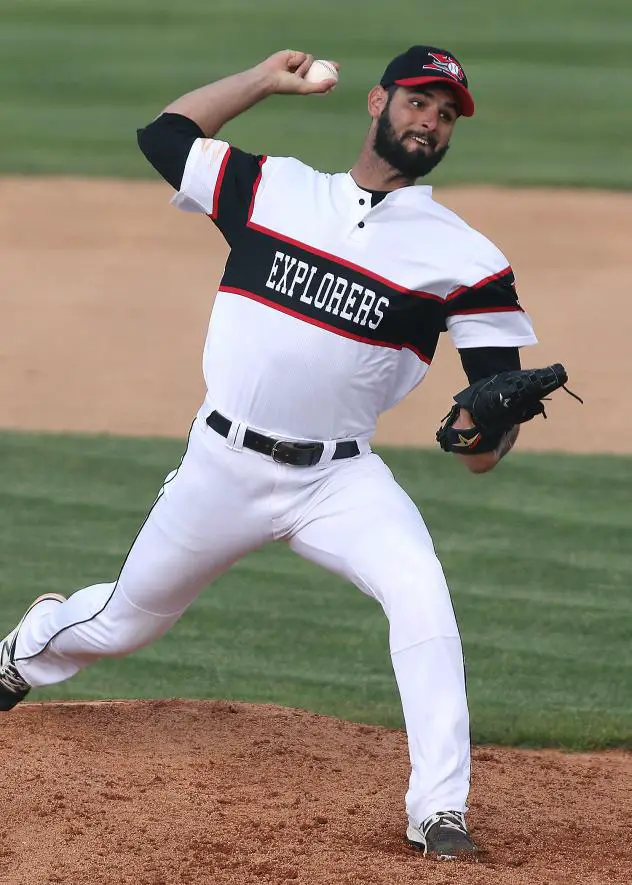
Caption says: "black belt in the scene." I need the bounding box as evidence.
[206,411,360,467]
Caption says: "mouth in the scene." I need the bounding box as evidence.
[406,134,436,150]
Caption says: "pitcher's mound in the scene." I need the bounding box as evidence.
[3,700,630,884]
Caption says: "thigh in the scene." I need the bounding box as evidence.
[289,453,459,651]
[15,420,277,676]
[113,419,275,617]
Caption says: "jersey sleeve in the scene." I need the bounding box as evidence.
[137,113,204,190]
[444,245,538,349]
[170,138,266,246]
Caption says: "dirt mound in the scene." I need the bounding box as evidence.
[2,178,632,452]
[2,700,630,884]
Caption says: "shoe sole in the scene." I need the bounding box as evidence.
[24,593,67,613]
[1,593,67,668]
[0,593,67,711]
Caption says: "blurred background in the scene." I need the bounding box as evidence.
[0,0,631,747]
[2,0,631,185]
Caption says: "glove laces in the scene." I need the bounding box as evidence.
[562,384,583,404]
[541,384,583,418]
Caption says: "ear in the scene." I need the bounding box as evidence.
[368,85,389,121]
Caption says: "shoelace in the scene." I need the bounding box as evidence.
[0,662,30,694]
[422,810,467,837]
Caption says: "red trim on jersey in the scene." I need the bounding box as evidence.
[218,286,431,363]
[247,156,268,223]
[446,266,513,300]
[211,147,232,221]
[402,344,430,362]
[447,305,522,316]
[403,343,431,362]
[247,221,443,302]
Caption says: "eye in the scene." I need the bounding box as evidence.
[440,110,456,123]
[410,98,425,108]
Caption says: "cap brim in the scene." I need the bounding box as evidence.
[393,76,475,117]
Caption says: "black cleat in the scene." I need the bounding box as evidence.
[0,594,65,711]
[406,810,478,860]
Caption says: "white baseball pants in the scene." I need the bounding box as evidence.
[14,416,470,825]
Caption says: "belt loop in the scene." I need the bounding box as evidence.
[226,420,246,452]
[317,440,336,469]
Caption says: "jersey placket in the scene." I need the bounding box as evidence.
[344,195,376,246]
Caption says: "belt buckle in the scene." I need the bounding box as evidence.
[271,440,290,464]
[271,440,321,466]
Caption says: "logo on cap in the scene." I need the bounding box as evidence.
[423,52,465,82]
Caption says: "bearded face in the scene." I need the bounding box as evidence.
[373,89,452,179]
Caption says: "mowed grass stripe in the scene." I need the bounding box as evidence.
[0,429,630,748]
[1,0,632,186]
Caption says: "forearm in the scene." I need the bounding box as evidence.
[163,66,276,137]
[452,410,519,473]
[139,50,334,190]
[160,49,336,138]
[494,424,520,460]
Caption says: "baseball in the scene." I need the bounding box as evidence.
[304,59,339,85]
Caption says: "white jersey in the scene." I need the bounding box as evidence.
[172,138,537,442]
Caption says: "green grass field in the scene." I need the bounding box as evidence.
[1,430,630,750]
[2,0,632,186]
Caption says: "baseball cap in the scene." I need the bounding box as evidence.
[380,45,475,117]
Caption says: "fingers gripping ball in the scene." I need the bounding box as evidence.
[304,59,339,85]
[436,363,583,455]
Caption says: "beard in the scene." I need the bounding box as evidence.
[373,107,449,179]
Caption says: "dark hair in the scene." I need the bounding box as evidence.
[381,84,397,111]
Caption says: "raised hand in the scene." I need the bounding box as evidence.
[255,50,339,95]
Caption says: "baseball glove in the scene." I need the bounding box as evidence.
[436,363,582,454]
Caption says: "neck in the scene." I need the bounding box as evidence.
[350,139,416,192]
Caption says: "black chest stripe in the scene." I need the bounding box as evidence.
[221,224,446,362]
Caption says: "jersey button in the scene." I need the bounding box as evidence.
[359,198,365,205]
[358,221,365,228]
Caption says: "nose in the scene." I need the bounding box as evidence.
[419,109,439,131]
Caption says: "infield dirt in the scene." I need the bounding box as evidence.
[3,701,631,885]
[1,179,631,885]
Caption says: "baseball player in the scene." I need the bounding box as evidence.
[1,46,543,859]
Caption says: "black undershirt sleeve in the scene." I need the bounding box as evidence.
[137,113,205,190]
[458,346,521,384]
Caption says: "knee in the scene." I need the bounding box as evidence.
[87,607,171,658]
[382,555,460,651]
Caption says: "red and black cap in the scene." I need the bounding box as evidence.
[380,45,475,117]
